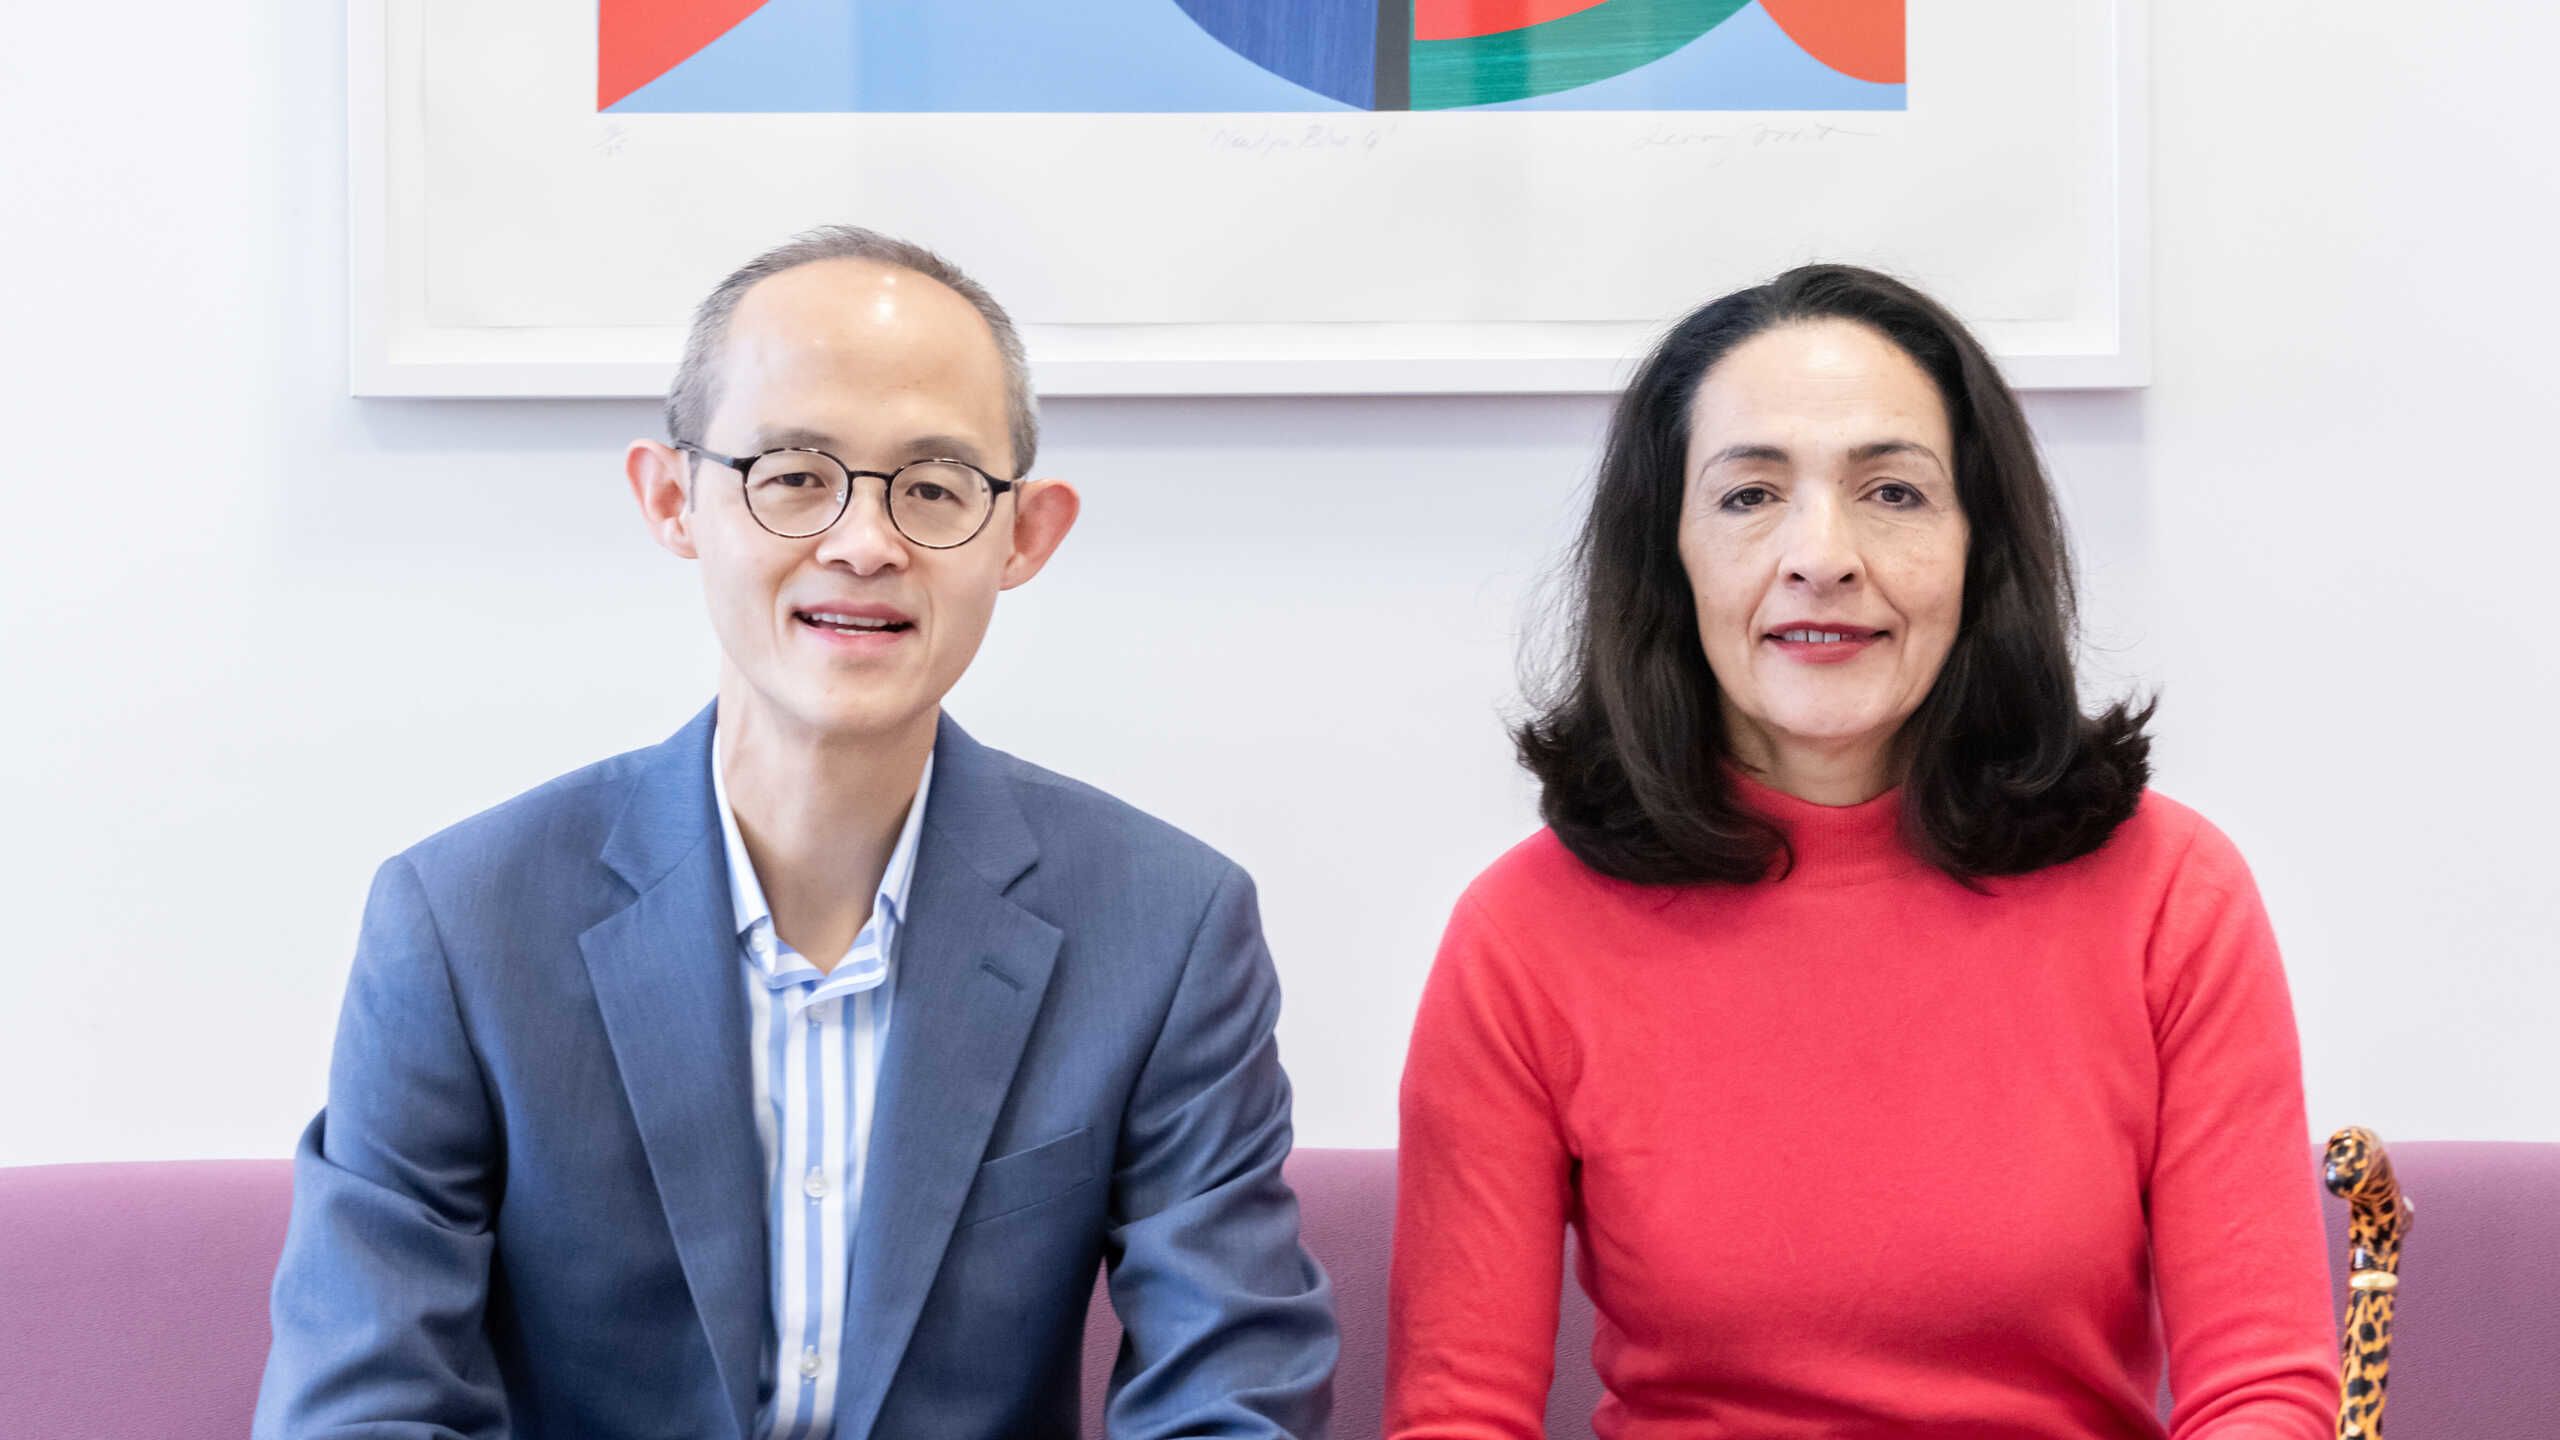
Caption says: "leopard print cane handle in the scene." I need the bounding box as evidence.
[2324,1127,2410,1440]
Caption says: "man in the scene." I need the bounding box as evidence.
[255,227,1336,1438]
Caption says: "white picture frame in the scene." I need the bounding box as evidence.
[349,0,2147,398]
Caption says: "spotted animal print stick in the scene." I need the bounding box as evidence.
[2324,1127,2410,1440]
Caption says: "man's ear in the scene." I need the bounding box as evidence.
[998,478,1081,591]
[626,440,700,560]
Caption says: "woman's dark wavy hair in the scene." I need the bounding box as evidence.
[1516,264,2153,885]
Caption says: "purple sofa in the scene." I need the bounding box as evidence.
[2,1145,2549,1438]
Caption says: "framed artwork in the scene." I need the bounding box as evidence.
[351,0,2145,396]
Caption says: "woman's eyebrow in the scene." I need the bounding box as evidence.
[1849,438,1950,474]
[1699,442,1791,472]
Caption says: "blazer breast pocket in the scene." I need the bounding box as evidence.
[955,1126,1097,1228]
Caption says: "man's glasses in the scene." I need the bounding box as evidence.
[678,443,1018,550]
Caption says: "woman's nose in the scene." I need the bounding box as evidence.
[1779,500,1861,589]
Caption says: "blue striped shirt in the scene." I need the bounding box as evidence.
[712,733,934,1440]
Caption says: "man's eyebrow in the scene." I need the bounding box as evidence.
[745,427,997,471]
[901,434,995,469]
[749,425,841,452]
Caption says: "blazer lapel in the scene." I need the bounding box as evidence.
[578,705,767,1440]
[831,716,1062,1439]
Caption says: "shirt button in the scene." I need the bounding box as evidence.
[799,1346,822,1379]
[804,1167,829,1199]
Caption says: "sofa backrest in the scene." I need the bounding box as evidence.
[4,1145,2552,1439]
[0,1159,291,1440]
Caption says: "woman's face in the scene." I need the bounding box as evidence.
[1678,318,1970,798]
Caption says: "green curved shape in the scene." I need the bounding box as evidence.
[1410,0,1751,110]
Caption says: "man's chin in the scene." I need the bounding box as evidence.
[735,680,941,748]
[808,695,936,741]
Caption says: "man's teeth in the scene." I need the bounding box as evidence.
[1779,629,1858,644]
[803,613,903,632]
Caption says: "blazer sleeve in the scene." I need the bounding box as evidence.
[1099,862,1339,1440]
[2146,819,2339,1440]
[253,855,512,1440]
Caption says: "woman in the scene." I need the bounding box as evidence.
[1387,266,2335,1438]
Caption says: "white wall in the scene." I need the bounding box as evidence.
[2,3,2552,1167]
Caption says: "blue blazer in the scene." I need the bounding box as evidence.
[255,708,1336,1439]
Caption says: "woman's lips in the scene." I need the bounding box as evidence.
[1763,627,1884,665]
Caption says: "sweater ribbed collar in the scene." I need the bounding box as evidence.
[1727,766,1923,887]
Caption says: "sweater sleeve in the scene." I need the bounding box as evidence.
[2145,818,2340,1439]
[1386,891,1579,1440]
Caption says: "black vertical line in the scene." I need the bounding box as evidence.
[1373,0,1412,110]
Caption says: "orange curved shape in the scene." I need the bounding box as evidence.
[1415,0,1610,43]
[1759,0,1903,84]
[598,0,771,110]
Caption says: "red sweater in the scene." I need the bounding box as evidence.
[1388,779,2337,1439]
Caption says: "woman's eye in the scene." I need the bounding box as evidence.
[1873,482,1920,507]
[1719,486,1774,512]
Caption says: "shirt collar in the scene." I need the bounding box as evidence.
[710,721,936,948]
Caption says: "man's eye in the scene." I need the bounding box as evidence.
[905,482,953,504]
[762,472,826,490]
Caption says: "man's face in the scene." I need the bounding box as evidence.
[629,258,1075,748]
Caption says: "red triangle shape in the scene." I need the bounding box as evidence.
[599,0,772,110]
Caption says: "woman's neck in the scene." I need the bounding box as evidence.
[1721,716,1897,807]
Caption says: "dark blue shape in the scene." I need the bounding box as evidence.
[1172,0,1379,109]
[614,0,1345,113]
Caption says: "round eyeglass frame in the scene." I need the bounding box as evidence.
[676,442,1020,549]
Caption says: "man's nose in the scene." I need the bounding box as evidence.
[814,478,909,574]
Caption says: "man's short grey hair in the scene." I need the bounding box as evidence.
[666,225,1041,475]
